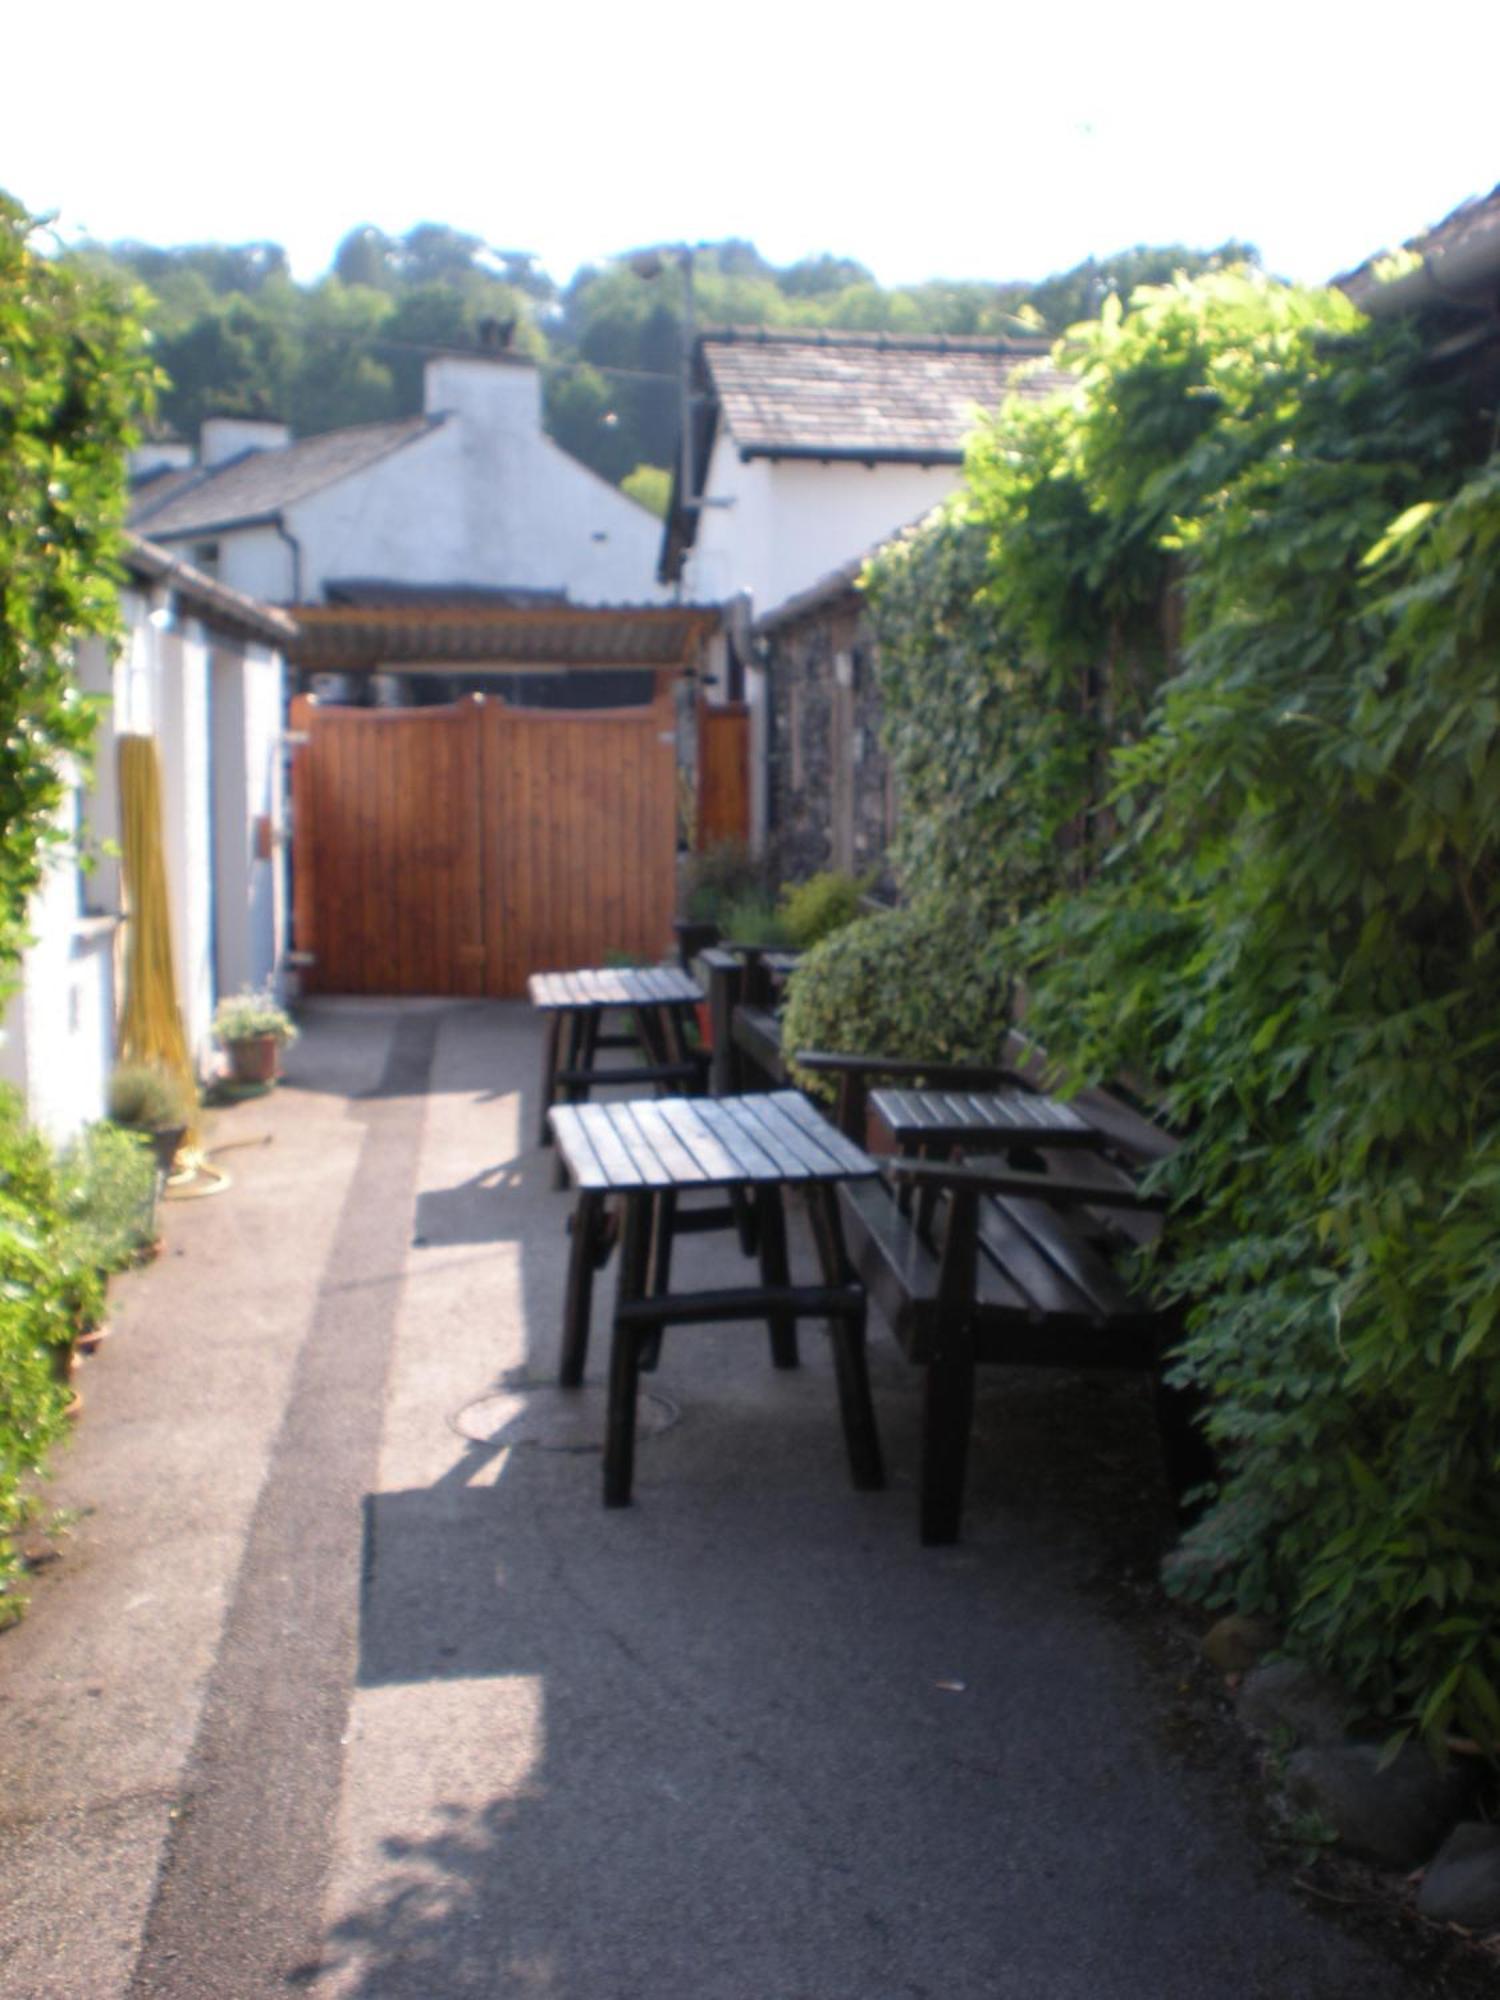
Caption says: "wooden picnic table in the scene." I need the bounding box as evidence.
[547,1089,885,1512]
[835,1082,1197,1543]
[528,966,706,1169]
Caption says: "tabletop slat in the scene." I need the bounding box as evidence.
[530,965,702,1011]
[611,1098,713,1185]
[872,1086,1096,1147]
[547,1090,876,1191]
[686,1097,785,1181]
[549,1103,648,1187]
[739,1091,875,1179]
[652,1098,753,1183]
[545,1105,614,1188]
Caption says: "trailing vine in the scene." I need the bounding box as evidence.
[865,270,1500,1759]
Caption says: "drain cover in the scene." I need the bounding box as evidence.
[452,1383,679,1453]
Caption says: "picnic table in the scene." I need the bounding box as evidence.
[832,1081,1200,1543]
[547,1089,885,1512]
[528,966,706,1164]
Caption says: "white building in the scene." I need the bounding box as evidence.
[0,540,293,1141]
[130,345,668,609]
[659,329,1069,616]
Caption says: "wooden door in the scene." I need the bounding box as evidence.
[697,699,750,848]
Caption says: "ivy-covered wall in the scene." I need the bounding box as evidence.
[863,270,1500,1760]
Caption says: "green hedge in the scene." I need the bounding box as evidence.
[865,271,1500,1759]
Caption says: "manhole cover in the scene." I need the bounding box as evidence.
[452,1383,680,1453]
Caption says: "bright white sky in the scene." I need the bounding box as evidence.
[11,1,1498,292]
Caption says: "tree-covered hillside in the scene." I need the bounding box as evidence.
[73,224,1259,510]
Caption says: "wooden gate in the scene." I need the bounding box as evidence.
[290,687,679,997]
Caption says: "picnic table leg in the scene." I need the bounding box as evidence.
[639,1189,675,1373]
[754,1185,800,1369]
[921,1186,982,1543]
[559,1188,605,1387]
[920,1339,976,1544]
[554,1009,601,1191]
[605,1193,655,1508]
[537,1011,562,1148]
[807,1185,885,1492]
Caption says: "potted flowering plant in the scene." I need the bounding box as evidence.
[212,987,298,1085]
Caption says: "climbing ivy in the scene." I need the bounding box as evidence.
[866,270,1500,1759]
[0,189,156,991]
[0,192,155,1611]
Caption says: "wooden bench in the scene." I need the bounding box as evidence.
[795,1051,1209,1544]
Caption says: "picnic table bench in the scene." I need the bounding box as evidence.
[547,1089,885,1512]
[795,1053,1206,1544]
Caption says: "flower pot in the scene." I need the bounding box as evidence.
[150,1124,187,1175]
[227,1033,281,1085]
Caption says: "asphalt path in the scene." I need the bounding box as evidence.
[0,1000,1435,1997]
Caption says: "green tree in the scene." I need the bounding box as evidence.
[620,463,670,518]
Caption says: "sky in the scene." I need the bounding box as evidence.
[9,1,1499,294]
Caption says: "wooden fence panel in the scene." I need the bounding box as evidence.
[697,700,750,849]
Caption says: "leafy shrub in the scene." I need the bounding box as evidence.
[780,898,1014,1097]
[0,1093,96,1622]
[681,840,766,925]
[778,870,870,950]
[212,986,297,1045]
[719,894,794,949]
[108,1061,194,1132]
[58,1122,158,1274]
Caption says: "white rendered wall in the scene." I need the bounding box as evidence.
[680,446,957,616]
[282,359,668,604]
[0,793,117,1144]
[212,644,286,999]
[155,622,217,1070]
[217,524,295,603]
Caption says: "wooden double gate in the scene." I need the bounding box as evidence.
[289,688,679,997]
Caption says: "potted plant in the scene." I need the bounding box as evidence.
[108,1062,196,1175]
[212,987,298,1085]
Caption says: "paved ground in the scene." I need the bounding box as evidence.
[0,999,1434,1997]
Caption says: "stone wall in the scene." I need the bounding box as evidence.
[763,590,895,895]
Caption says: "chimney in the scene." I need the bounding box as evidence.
[200,414,293,467]
[423,345,541,435]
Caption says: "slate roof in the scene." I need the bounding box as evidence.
[702,328,1068,461]
[660,328,1071,582]
[125,536,299,647]
[128,415,443,539]
[290,602,721,672]
[1337,183,1500,318]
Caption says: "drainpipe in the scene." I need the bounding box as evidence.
[273,516,304,603]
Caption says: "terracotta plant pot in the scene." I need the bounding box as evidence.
[227,1033,281,1085]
